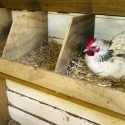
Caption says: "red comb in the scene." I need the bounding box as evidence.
[84,38,96,48]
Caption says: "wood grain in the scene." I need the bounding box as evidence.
[2,11,48,60]
[0,0,92,13]
[0,58,125,119]
[55,14,95,74]
[1,0,125,16]
[0,78,10,125]
[8,92,99,125]
[6,80,125,124]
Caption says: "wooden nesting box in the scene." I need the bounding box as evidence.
[0,1,125,124]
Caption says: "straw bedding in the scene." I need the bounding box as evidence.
[67,55,125,91]
[15,40,62,71]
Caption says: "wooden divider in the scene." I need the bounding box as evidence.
[2,11,48,60]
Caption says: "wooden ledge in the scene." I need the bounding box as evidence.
[0,58,125,119]
[1,0,125,16]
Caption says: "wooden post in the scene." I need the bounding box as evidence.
[0,78,10,125]
[0,8,12,36]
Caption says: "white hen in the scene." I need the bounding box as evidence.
[84,32,125,78]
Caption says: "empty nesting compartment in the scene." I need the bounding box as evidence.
[1,11,63,71]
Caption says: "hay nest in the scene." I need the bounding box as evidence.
[0,36,7,56]
[67,56,125,92]
[16,40,62,71]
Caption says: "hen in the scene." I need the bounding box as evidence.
[84,32,125,78]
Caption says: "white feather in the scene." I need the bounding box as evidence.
[85,34,125,78]
[85,54,125,78]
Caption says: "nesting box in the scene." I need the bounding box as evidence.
[0,8,125,125]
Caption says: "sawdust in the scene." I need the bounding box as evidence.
[67,56,125,92]
[15,40,62,71]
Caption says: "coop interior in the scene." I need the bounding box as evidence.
[1,10,125,91]
[0,3,125,125]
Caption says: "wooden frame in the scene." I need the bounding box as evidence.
[1,0,125,16]
[2,11,48,60]
[6,80,125,125]
[0,58,125,121]
[0,78,10,125]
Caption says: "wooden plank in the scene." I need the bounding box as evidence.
[1,0,125,16]
[2,11,48,60]
[6,80,125,125]
[0,78,10,125]
[8,92,98,125]
[55,14,95,74]
[0,0,92,13]
[9,107,51,125]
[48,13,83,43]
[92,0,125,16]
[0,8,12,36]
[0,58,125,119]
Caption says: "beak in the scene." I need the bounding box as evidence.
[83,48,88,53]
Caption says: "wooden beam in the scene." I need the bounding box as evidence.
[1,0,125,16]
[0,58,125,118]
[0,78,10,125]
[0,0,92,13]
[92,0,125,16]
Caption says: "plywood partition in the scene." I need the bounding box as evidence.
[0,8,12,36]
[55,14,95,74]
[0,78,10,125]
[2,11,48,60]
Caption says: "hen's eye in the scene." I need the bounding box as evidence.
[91,46,97,49]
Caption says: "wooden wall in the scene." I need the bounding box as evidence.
[6,80,125,125]
[95,15,125,40]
